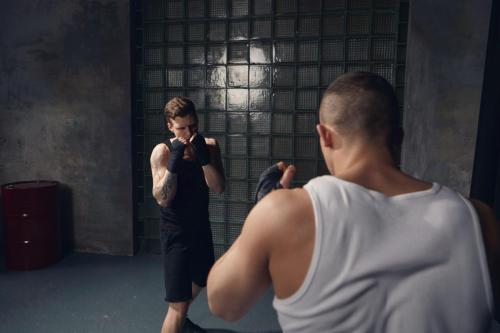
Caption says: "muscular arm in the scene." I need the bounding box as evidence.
[207,196,273,321]
[202,138,225,193]
[150,144,178,207]
[207,187,312,321]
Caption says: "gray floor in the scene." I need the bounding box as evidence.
[1,252,499,333]
[0,253,281,333]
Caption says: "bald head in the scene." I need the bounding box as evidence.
[320,72,400,144]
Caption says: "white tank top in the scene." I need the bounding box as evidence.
[273,176,493,333]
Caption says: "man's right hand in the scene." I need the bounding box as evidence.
[167,139,186,173]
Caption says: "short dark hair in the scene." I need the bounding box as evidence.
[320,72,400,142]
[164,97,198,123]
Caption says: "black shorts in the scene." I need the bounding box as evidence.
[160,224,215,303]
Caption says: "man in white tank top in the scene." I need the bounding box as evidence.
[206,72,499,332]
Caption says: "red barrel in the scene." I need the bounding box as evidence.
[1,181,62,270]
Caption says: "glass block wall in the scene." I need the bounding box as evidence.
[132,0,409,255]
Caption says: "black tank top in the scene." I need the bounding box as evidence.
[160,139,209,230]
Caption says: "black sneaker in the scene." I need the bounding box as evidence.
[182,318,206,333]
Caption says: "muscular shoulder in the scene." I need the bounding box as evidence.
[247,188,313,232]
[150,143,169,166]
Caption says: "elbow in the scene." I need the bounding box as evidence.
[214,185,225,194]
[209,181,225,194]
[207,280,243,321]
[154,195,169,207]
[215,180,226,194]
[207,294,242,322]
[157,200,168,207]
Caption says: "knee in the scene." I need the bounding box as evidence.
[169,301,189,316]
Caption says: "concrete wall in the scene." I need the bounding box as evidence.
[401,0,492,195]
[0,0,133,255]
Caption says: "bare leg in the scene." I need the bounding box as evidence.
[191,283,202,303]
[161,301,189,333]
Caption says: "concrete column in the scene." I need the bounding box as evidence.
[401,0,492,195]
[0,0,133,255]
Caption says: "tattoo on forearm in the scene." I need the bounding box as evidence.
[161,173,177,199]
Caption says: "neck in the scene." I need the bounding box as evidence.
[330,141,396,178]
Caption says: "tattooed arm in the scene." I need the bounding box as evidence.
[150,143,178,207]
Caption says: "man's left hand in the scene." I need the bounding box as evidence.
[191,133,210,166]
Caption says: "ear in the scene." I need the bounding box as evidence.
[166,119,174,132]
[316,124,334,148]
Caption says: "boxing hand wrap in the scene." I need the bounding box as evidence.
[167,139,186,173]
[191,134,210,166]
[254,164,283,204]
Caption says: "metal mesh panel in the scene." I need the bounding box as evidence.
[274,41,295,63]
[231,0,248,16]
[207,44,227,64]
[145,23,164,43]
[133,0,408,256]
[348,14,371,35]
[228,135,247,155]
[227,223,243,243]
[252,18,272,38]
[297,90,318,110]
[295,136,318,158]
[228,65,249,87]
[249,159,271,179]
[166,23,184,42]
[273,90,295,110]
[276,0,297,13]
[207,111,226,132]
[166,0,184,18]
[273,66,295,87]
[323,15,345,36]
[228,113,247,133]
[298,41,319,62]
[249,112,271,133]
[188,23,205,41]
[249,136,270,157]
[208,22,226,41]
[249,89,271,111]
[227,89,248,110]
[297,66,319,87]
[229,43,248,63]
[227,180,248,201]
[230,20,249,40]
[250,66,271,87]
[144,48,163,65]
[166,68,184,87]
[228,159,247,179]
[275,18,295,38]
[324,0,346,10]
[188,0,204,17]
[209,0,227,17]
[167,47,184,64]
[250,41,272,63]
[253,0,272,15]
[295,113,317,134]
[299,0,321,12]
[272,137,293,158]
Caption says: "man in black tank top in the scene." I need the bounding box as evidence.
[150,97,225,333]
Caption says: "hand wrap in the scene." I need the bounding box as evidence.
[254,164,283,203]
[167,139,186,173]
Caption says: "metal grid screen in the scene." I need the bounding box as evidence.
[132,0,409,256]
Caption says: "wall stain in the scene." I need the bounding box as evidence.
[26,49,59,62]
[62,0,121,68]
